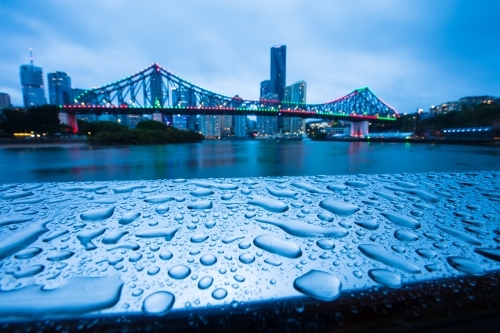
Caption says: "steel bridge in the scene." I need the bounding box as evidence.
[60,63,399,133]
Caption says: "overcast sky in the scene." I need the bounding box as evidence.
[1,0,499,113]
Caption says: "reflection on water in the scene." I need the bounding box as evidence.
[0,140,499,183]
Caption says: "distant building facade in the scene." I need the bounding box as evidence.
[283,80,307,135]
[48,71,72,105]
[199,115,220,138]
[20,64,46,107]
[0,93,11,109]
[430,95,498,114]
[270,45,286,101]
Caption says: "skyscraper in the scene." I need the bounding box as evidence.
[270,45,286,101]
[20,50,46,108]
[284,81,307,135]
[0,93,11,109]
[48,71,72,105]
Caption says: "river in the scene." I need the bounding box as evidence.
[0,140,499,183]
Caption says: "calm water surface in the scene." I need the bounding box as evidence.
[1,140,499,183]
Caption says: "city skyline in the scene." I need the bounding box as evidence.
[1,0,499,113]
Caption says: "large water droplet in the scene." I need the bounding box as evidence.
[383,186,438,203]
[142,291,175,315]
[345,180,369,188]
[155,205,169,214]
[222,236,245,244]
[187,200,213,210]
[14,247,42,259]
[159,251,173,260]
[190,234,209,243]
[42,230,69,242]
[354,218,379,230]
[80,206,115,221]
[200,254,217,266]
[102,230,128,244]
[319,199,360,216]
[7,264,45,278]
[435,224,482,246]
[373,191,400,201]
[291,182,329,194]
[326,184,347,192]
[190,188,214,197]
[0,217,33,227]
[144,194,175,204]
[113,184,147,193]
[247,196,289,213]
[446,256,485,276]
[47,251,74,261]
[1,191,33,200]
[368,269,402,289]
[394,230,419,242]
[381,212,420,229]
[253,234,302,258]
[474,248,500,262]
[267,188,298,198]
[317,212,334,222]
[212,288,228,300]
[358,244,421,273]
[168,265,191,279]
[316,239,335,250]
[239,253,255,264]
[0,275,123,316]
[198,276,214,289]
[293,270,342,302]
[119,211,141,225]
[416,249,437,259]
[77,228,106,251]
[136,228,178,241]
[264,258,282,266]
[256,217,348,238]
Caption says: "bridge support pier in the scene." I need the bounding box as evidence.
[348,120,369,137]
[59,112,78,134]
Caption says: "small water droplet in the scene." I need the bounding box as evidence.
[239,253,255,264]
[168,265,191,279]
[198,276,214,289]
[200,254,217,266]
[212,288,228,300]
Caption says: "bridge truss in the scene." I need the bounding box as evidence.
[63,63,399,121]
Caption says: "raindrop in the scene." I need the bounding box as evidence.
[446,256,485,276]
[345,180,369,188]
[119,211,141,225]
[381,212,420,229]
[256,217,348,238]
[77,228,106,251]
[291,181,329,194]
[102,230,129,244]
[129,253,142,262]
[354,218,379,230]
[247,196,289,213]
[190,188,214,197]
[465,226,488,235]
[425,264,441,272]
[474,248,500,262]
[293,270,342,301]
[7,265,45,278]
[264,258,282,266]
[358,244,421,273]
[136,228,178,241]
[316,239,335,250]
[205,220,216,228]
[212,288,228,300]
[144,194,175,204]
[187,200,213,210]
[319,199,360,216]
[222,236,245,244]
[234,275,245,282]
[142,291,175,316]
[200,254,217,266]
[14,247,42,259]
[239,253,255,264]
[267,188,298,198]
[147,266,160,276]
[155,205,169,214]
[317,212,334,222]
[80,206,115,221]
[391,245,405,253]
[416,249,437,259]
[253,234,302,258]
[368,269,402,289]
[0,217,33,227]
[435,225,482,246]
[168,265,191,279]
[191,234,209,243]
[47,251,74,261]
[198,276,214,289]
[394,230,419,242]
[238,241,251,249]
[42,230,69,242]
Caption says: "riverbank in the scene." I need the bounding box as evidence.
[317,137,500,146]
[0,138,88,148]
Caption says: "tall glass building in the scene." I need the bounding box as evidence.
[270,45,286,101]
[20,64,46,107]
[48,71,72,105]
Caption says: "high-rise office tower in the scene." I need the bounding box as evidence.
[199,115,220,138]
[270,45,286,101]
[20,49,46,108]
[284,80,307,135]
[0,93,11,109]
[48,71,72,105]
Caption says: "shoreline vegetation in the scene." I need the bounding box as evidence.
[81,120,204,145]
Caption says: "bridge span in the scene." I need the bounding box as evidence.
[60,63,399,135]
